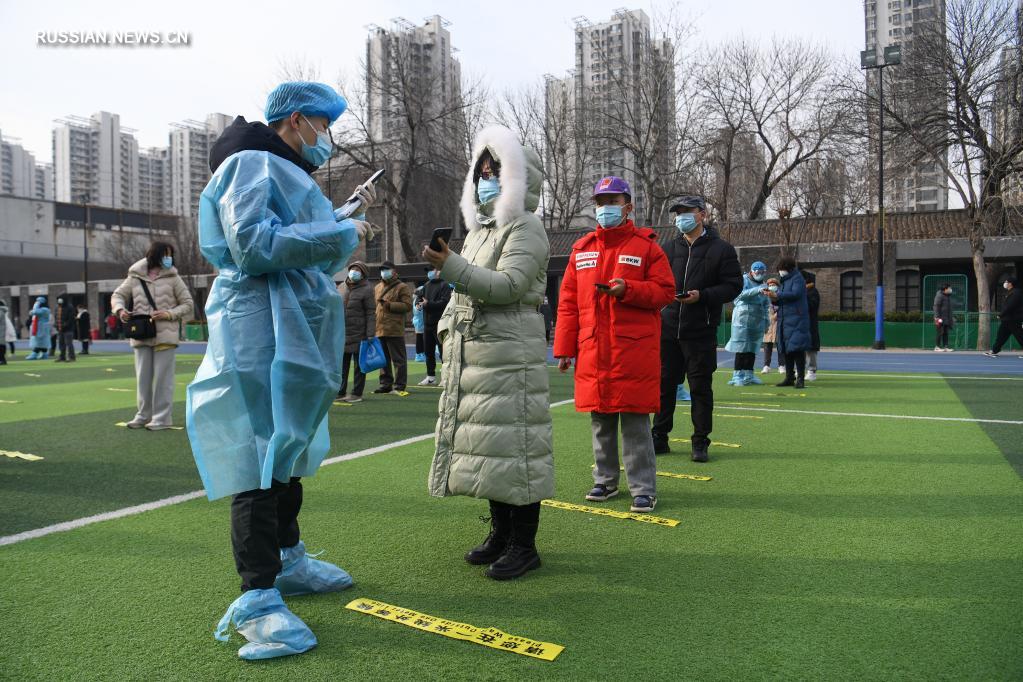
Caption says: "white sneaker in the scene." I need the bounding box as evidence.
[944,347,954,352]
[126,418,147,429]
[983,351,998,358]
[418,376,437,386]
[778,366,785,374]
[761,366,771,374]
[806,370,817,381]
[934,346,943,352]
[343,395,363,403]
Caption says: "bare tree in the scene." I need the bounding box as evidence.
[172,224,211,320]
[871,0,1023,348]
[99,228,148,271]
[330,23,488,261]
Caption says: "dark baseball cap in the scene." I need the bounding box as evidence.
[381,260,396,269]
[670,196,706,212]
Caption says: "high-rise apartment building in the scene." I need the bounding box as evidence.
[52,111,139,208]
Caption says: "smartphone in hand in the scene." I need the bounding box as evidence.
[428,227,454,252]
[594,283,612,292]
[335,168,386,219]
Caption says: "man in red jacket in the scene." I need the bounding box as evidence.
[554,176,676,513]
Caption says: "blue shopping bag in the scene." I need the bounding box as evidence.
[359,337,387,373]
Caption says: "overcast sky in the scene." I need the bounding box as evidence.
[1,0,865,163]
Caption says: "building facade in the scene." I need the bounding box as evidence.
[864,0,949,212]
[169,113,232,229]
[52,111,139,209]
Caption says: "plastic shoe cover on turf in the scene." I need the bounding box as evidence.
[274,540,354,596]
[742,370,762,385]
[214,588,316,660]
[676,385,691,401]
[727,370,741,386]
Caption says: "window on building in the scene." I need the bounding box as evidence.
[895,269,920,312]
[841,271,863,312]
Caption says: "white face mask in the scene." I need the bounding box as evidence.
[778,270,790,278]
[1005,282,1012,291]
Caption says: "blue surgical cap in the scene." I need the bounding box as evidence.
[751,261,767,272]
[35,296,46,304]
[265,81,348,125]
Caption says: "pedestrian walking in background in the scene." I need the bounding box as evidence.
[985,277,1023,357]
[0,300,16,364]
[804,271,821,380]
[75,303,92,355]
[52,295,76,362]
[933,283,955,352]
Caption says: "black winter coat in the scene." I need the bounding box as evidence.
[933,291,954,327]
[421,278,452,327]
[806,286,821,351]
[340,279,376,353]
[660,228,743,340]
[1000,288,1023,322]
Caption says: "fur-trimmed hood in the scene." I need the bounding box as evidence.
[460,125,542,231]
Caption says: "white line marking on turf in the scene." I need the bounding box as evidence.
[816,372,1023,381]
[711,405,1023,425]
[0,397,578,548]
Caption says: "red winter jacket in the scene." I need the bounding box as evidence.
[554,221,676,413]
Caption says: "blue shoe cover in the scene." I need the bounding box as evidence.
[414,353,426,362]
[215,588,316,660]
[743,370,763,385]
[676,385,691,401]
[274,540,354,597]
[727,370,741,386]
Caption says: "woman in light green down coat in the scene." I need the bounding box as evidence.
[422,125,553,581]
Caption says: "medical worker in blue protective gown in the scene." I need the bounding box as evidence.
[185,81,377,661]
[725,261,771,386]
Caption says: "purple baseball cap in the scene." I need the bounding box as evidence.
[592,176,631,197]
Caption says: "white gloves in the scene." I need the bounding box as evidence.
[353,220,375,242]
[354,182,377,210]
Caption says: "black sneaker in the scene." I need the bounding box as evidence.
[691,447,709,463]
[983,351,998,358]
[776,378,794,387]
[630,495,657,513]
[373,387,393,394]
[485,545,541,580]
[653,437,670,455]
[585,484,619,502]
[794,378,805,389]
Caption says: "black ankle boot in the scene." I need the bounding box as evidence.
[486,504,541,580]
[465,501,511,565]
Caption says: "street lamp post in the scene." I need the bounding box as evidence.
[860,44,902,350]
[81,193,91,302]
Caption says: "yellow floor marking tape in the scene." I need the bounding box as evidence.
[114,422,184,430]
[106,388,132,392]
[1,450,44,461]
[392,391,411,397]
[541,499,679,527]
[671,438,741,448]
[331,401,354,407]
[23,373,41,378]
[714,413,764,420]
[600,465,712,482]
[716,401,780,407]
[0,399,22,404]
[345,598,564,661]
[105,368,117,372]
[740,392,806,398]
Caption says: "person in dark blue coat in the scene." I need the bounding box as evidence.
[764,256,811,388]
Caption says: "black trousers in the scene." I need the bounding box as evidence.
[80,339,90,354]
[231,477,302,592]
[935,325,951,348]
[424,324,442,376]
[653,335,717,449]
[762,342,775,366]
[339,350,366,397]
[379,336,408,391]
[992,320,1023,354]
[734,352,756,370]
[415,332,424,355]
[784,351,806,379]
[489,500,541,549]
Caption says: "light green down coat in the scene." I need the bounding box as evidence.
[428,125,554,506]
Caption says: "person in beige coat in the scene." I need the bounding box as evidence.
[760,277,781,374]
[373,261,413,394]
[111,241,194,430]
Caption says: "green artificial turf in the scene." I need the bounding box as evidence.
[1,356,1021,679]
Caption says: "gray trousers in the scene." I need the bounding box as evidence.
[807,350,818,371]
[591,411,657,497]
[133,346,177,426]
[58,331,76,360]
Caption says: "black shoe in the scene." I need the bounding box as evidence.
[465,528,511,565]
[776,377,794,387]
[373,386,393,394]
[486,545,541,580]
[794,378,805,389]
[653,436,670,455]
[691,447,709,463]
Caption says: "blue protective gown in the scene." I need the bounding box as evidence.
[29,305,51,349]
[725,274,770,354]
[186,150,359,501]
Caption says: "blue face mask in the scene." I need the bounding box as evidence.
[751,271,765,282]
[477,177,501,205]
[595,205,624,229]
[427,271,438,281]
[348,269,362,282]
[161,256,173,269]
[299,115,332,167]
[675,213,697,234]
[380,269,393,280]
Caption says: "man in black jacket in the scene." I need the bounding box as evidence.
[653,196,743,462]
[985,276,1023,357]
[417,266,452,385]
[53,295,77,362]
